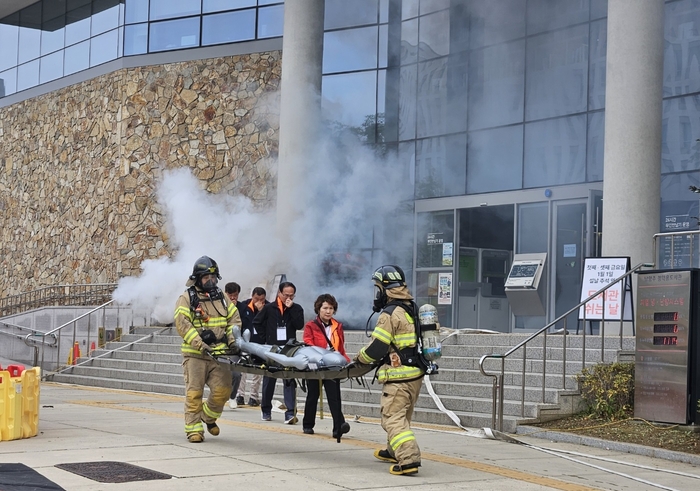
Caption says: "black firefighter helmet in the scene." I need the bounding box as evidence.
[371,265,406,312]
[190,256,222,281]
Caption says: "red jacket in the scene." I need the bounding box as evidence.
[303,317,350,362]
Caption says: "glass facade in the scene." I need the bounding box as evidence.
[0,0,284,98]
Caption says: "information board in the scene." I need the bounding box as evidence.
[635,271,692,424]
[578,257,633,321]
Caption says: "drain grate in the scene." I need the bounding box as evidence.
[55,461,172,483]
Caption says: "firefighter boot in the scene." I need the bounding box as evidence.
[374,448,397,463]
[188,433,204,443]
[389,462,420,476]
[206,422,220,436]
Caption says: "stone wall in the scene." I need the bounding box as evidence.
[0,51,281,297]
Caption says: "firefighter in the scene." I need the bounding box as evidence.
[174,256,241,443]
[355,265,424,475]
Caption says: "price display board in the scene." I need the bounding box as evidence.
[635,271,692,424]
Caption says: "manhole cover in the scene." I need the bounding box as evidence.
[55,461,172,483]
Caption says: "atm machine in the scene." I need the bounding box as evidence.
[478,249,512,331]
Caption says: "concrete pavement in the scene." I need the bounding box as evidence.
[2,380,700,490]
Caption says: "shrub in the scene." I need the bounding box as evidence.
[576,362,634,420]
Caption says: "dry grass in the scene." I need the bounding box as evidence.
[531,414,700,455]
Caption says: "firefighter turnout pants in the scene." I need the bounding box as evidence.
[380,378,423,466]
[183,356,232,436]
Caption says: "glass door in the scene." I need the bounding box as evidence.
[551,200,587,331]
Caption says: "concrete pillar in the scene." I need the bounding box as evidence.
[276,0,325,243]
[602,0,664,266]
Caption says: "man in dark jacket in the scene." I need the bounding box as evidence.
[253,281,304,424]
[234,286,268,406]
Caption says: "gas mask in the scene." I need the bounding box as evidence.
[199,275,218,292]
[372,284,387,313]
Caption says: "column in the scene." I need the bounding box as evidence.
[602,0,665,266]
[276,0,325,243]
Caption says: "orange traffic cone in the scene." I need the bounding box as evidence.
[90,341,96,354]
[72,342,81,365]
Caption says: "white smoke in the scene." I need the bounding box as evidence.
[113,123,412,328]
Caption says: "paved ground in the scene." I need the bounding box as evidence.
[2,356,700,490]
[2,373,700,491]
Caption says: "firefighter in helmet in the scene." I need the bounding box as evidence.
[174,256,241,443]
[355,265,424,475]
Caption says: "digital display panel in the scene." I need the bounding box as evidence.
[653,336,678,345]
[508,264,538,278]
[653,324,678,333]
[653,312,679,321]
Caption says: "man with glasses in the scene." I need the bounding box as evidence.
[253,281,304,424]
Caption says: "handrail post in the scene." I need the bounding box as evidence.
[601,291,606,362]
[582,300,587,370]
[521,345,526,417]
[541,330,547,403]
[562,317,567,389]
[498,358,505,432]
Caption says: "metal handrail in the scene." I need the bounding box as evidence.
[0,283,117,317]
[479,262,651,432]
[33,299,116,376]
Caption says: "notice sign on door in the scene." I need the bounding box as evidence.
[578,257,633,321]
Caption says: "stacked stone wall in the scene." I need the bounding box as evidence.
[0,51,281,297]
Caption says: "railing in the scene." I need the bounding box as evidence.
[0,321,57,367]
[0,283,117,317]
[478,262,651,432]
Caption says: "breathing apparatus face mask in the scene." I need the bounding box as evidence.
[199,275,218,292]
[372,284,387,313]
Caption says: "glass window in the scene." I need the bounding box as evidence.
[525,24,588,121]
[17,59,39,91]
[0,68,17,97]
[325,0,377,29]
[662,95,700,174]
[399,64,417,140]
[258,0,283,4]
[399,141,416,186]
[379,24,388,68]
[380,0,389,23]
[18,26,41,64]
[64,40,90,74]
[124,23,148,55]
[587,111,604,182]
[524,115,587,188]
[323,26,378,74]
[0,24,19,72]
[402,0,419,20]
[517,202,549,253]
[467,125,523,193]
[202,10,255,45]
[590,0,607,20]
[149,17,200,52]
[417,54,468,138]
[67,0,91,8]
[90,28,119,66]
[125,0,149,23]
[150,0,201,21]
[322,71,377,132]
[418,9,449,60]
[258,4,283,38]
[469,0,526,49]
[40,50,64,83]
[661,172,700,233]
[468,39,525,130]
[527,0,590,34]
[92,3,121,36]
[415,133,467,198]
[401,18,418,65]
[416,210,454,268]
[41,25,65,56]
[589,19,606,110]
[204,0,257,13]
[664,0,700,98]
[65,6,91,45]
[420,0,449,15]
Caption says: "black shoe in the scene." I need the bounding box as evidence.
[374,448,397,463]
[303,427,314,435]
[236,395,245,405]
[389,462,420,476]
[332,422,350,442]
[206,423,220,436]
[248,398,260,407]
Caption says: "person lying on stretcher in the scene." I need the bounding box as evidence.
[231,326,349,370]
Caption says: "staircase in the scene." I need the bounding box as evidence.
[48,327,635,432]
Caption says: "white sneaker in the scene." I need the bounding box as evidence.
[228,399,238,409]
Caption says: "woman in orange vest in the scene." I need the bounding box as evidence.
[301,293,351,441]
